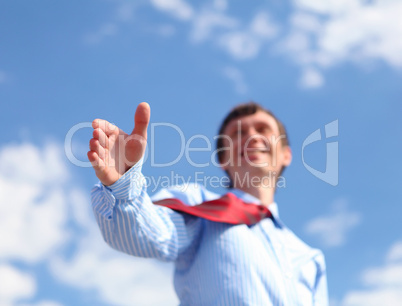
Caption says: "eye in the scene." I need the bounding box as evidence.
[256,125,270,134]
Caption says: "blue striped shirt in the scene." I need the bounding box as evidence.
[92,162,328,305]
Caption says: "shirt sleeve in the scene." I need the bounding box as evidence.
[91,160,203,262]
[313,252,329,306]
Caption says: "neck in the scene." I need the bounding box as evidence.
[234,180,275,207]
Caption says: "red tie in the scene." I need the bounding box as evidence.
[153,192,271,225]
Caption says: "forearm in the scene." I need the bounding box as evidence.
[91,163,195,261]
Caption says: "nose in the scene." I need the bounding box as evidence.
[240,126,258,137]
[241,127,264,145]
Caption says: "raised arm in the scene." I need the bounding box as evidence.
[88,103,203,261]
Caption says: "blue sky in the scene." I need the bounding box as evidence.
[1,0,402,305]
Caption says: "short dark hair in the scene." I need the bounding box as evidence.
[216,102,290,187]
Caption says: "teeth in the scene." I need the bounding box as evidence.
[244,148,269,154]
[246,148,268,152]
[241,148,269,156]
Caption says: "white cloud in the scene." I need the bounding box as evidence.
[188,5,278,60]
[0,143,70,263]
[86,0,402,88]
[316,1,402,67]
[290,12,322,33]
[115,2,138,22]
[148,0,402,85]
[150,0,194,21]
[249,12,278,39]
[304,198,361,247]
[191,10,237,43]
[219,32,261,59]
[33,301,63,306]
[217,13,278,60]
[341,240,402,306]
[299,67,324,88]
[68,188,93,229]
[0,265,36,305]
[50,246,178,306]
[363,264,402,287]
[343,289,402,306]
[84,23,118,44]
[0,186,69,262]
[277,32,310,62]
[49,191,179,305]
[0,141,178,305]
[294,0,361,15]
[146,2,279,59]
[213,0,228,11]
[386,241,402,262]
[279,0,402,87]
[83,2,139,44]
[0,142,68,185]
[222,66,248,94]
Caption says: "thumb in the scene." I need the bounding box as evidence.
[131,102,151,138]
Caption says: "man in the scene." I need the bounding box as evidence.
[88,102,328,305]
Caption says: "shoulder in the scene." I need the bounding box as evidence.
[284,227,326,267]
[151,183,221,206]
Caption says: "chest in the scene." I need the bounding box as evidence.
[198,220,318,296]
[199,221,292,271]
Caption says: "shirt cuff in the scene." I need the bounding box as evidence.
[104,158,146,200]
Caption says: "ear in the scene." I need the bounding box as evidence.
[282,146,292,167]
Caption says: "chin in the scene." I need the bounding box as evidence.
[249,167,278,177]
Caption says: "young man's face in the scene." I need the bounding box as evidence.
[220,111,292,187]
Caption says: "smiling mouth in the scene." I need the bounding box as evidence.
[241,148,269,157]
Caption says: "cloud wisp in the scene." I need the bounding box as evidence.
[280,0,402,86]
[83,1,139,45]
[222,66,248,94]
[341,240,402,306]
[84,0,402,88]
[304,198,361,248]
[149,0,402,88]
[150,0,194,21]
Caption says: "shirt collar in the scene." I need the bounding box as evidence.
[228,188,282,226]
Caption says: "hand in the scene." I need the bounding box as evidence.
[87,102,150,186]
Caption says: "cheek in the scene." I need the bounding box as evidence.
[218,142,233,164]
[218,142,240,167]
[261,133,274,147]
[221,138,239,154]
